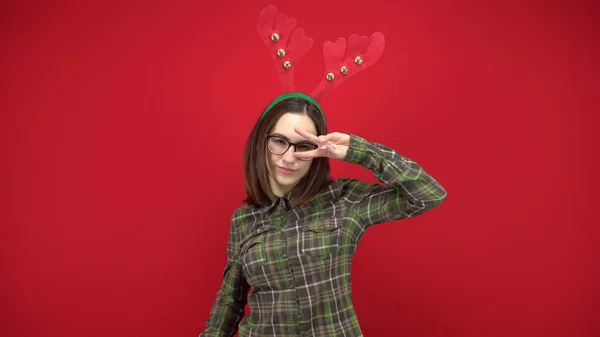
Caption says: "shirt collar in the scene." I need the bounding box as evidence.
[257,180,345,214]
[258,190,294,214]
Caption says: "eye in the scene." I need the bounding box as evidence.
[296,143,317,152]
[269,137,288,146]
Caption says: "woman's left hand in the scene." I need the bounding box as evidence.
[293,127,350,160]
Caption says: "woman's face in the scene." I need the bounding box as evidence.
[266,112,317,197]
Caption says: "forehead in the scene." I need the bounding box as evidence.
[271,113,317,140]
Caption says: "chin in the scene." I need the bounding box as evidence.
[276,177,299,187]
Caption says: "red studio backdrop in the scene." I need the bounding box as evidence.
[1,0,598,336]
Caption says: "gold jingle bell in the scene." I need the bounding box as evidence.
[340,66,349,75]
[283,61,292,69]
[277,48,286,57]
[271,33,280,41]
[326,72,335,81]
[354,56,363,65]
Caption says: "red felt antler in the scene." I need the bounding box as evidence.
[257,5,313,92]
[311,32,385,100]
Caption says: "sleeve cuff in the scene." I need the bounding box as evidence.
[343,134,370,164]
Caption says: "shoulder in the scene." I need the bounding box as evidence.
[228,204,260,230]
[230,204,250,222]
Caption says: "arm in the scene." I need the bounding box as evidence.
[199,209,250,337]
[343,134,447,226]
[292,128,447,227]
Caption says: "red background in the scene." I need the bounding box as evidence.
[1,0,598,336]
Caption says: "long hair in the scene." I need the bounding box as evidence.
[243,98,331,207]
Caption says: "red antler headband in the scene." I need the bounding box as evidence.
[258,4,386,120]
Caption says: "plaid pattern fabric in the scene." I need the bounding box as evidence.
[200,134,447,337]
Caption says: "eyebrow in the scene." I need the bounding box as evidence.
[271,133,315,144]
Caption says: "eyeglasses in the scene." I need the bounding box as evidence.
[266,135,318,161]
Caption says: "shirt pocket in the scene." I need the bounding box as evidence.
[301,219,341,260]
[240,234,267,277]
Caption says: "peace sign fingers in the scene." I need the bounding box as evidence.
[293,127,349,160]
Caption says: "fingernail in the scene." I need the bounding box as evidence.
[321,146,327,150]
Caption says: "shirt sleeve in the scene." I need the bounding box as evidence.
[199,209,250,337]
[343,134,447,227]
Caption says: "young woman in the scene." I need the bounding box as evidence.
[199,93,447,337]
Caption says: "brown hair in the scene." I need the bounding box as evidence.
[243,98,332,207]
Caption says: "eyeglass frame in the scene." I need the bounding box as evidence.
[265,134,318,161]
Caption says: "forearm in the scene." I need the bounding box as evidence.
[344,134,447,223]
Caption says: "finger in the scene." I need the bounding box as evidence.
[293,150,319,159]
[322,144,336,157]
[320,134,340,144]
[292,146,329,159]
[294,127,321,143]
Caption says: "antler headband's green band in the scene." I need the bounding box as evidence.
[260,92,325,122]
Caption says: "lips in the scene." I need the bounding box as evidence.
[277,166,296,174]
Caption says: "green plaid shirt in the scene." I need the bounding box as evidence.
[200,134,447,337]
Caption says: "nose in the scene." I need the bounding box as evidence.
[282,145,297,163]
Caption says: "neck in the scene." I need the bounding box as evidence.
[269,178,295,199]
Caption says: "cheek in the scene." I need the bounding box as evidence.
[299,161,312,174]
